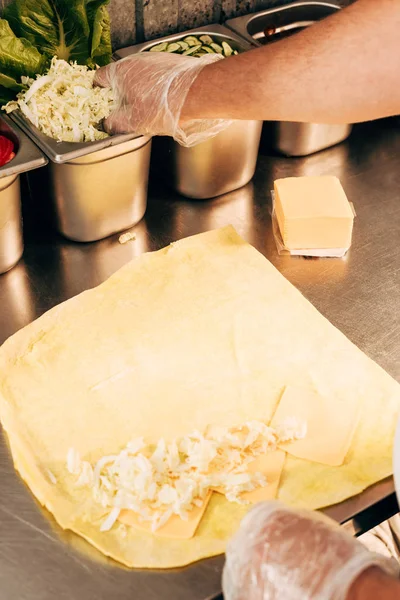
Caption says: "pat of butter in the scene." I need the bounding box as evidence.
[274,176,354,250]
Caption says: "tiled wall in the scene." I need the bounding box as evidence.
[0,0,355,50]
[109,0,355,48]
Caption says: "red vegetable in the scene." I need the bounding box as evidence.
[0,135,15,167]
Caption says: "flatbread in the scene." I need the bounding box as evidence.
[0,226,399,569]
[271,386,360,466]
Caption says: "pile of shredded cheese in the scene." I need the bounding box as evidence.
[67,418,306,533]
[3,58,114,143]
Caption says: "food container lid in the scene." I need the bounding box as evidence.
[9,110,143,165]
[0,114,47,179]
[113,23,253,59]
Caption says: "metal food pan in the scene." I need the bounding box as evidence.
[48,136,152,242]
[114,24,249,59]
[225,2,352,157]
[225,1,342,46]
[9,110,143,164]
[114,25,263,200]
[0,115,47,274]
[8,83,152,242]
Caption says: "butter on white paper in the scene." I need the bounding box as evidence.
[271,175,355,257]
[271,206,350,257]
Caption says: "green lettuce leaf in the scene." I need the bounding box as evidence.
[3,0,112,65]
[0,19,46,105]
[0,19,46,78]
[86,0,112,67]
[0,0,112,106]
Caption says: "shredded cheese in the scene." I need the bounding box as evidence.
[118,231,136,245]
[66,419,306,533]
[46,469,57,484]
[4,58,114,143]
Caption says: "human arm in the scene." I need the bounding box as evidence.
[182,0,400,124]
[95,0,400,142]
[349,567,400,600]
[222,501,400,600]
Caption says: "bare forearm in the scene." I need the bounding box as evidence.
[181,0,400,124]
[348,567,400,600]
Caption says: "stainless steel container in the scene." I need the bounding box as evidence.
[226,2,353,156]
[171,120,262,199]
[0,174,22,275]
[0,116,47,274]
[10,114,152,242]
[114,25,263,200]
[48,137,151,242]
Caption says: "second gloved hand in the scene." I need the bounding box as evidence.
[223,501,399,600]
[94,52,232,147]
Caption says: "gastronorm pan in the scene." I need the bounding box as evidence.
[10,112,151,242]
[0,115,47,273]
[226,2,352,156]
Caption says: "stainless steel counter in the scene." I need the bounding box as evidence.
[0,118,399,600]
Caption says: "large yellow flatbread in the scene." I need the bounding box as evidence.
[0,226,399,569]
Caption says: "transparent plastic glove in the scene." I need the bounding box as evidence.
[94,53,232,147]
[223,501,399,600]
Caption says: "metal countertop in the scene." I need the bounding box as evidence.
[0,119,399,600]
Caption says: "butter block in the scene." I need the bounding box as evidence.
[274,176,354,250]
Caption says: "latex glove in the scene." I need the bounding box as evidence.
[94,53,232,147]
[223,501,399,600]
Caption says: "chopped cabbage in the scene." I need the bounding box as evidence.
[3,58,114,143]
[67,419,306,533]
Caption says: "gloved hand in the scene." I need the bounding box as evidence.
[223,501,399,600]
[94,52,232,147]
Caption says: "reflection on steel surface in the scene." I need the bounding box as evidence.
[170,182,255,241]
[58,220,151,296]
[0,263,36,342]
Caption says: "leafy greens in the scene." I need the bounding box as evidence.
[0,0,112,105]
